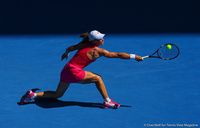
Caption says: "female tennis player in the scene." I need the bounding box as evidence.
[20,30,143,108]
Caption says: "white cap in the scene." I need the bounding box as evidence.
[88,30,105,41]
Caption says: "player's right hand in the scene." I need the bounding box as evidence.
[135,55,144,62]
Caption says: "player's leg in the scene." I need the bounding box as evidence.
[36,82,70,98]
[79,71,120,108]
[79,71,108,99]
[19,82,70,104]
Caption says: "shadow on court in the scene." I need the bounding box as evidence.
[17,98,132,109]
[17,88,132,109]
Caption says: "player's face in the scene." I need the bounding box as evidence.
[94,38,104,46]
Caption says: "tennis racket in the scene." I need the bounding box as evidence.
[142,43,180,60]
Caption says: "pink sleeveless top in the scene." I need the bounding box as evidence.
[60,42,97,83]
[68,43,97,69]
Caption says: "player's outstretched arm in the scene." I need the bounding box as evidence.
[99,49,143,61]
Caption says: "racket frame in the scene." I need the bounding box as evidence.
[142,43,180,60]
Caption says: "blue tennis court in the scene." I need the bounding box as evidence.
[0,34,199,127]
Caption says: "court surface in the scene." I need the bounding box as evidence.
[0,34,199,128]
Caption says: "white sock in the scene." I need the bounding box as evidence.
[32,93,37,99]
[104,97,111,102]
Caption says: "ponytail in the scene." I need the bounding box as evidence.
[79,32,89,44]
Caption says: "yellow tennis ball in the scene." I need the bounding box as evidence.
[167,44,172,50]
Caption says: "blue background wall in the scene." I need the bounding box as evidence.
[0,0,200,34]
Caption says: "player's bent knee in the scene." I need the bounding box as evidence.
[94,75,102,82]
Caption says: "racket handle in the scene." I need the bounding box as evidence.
[142,55,149,59]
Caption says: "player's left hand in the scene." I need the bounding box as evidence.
[61,53,69,61]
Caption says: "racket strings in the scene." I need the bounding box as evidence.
[158,44,179,60]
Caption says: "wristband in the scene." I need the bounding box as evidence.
[130,54,135,59]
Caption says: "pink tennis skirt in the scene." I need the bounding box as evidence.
[60,63,85,83]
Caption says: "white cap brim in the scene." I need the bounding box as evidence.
[89,30,105,41]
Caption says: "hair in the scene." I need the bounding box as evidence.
[79,32,90,44]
